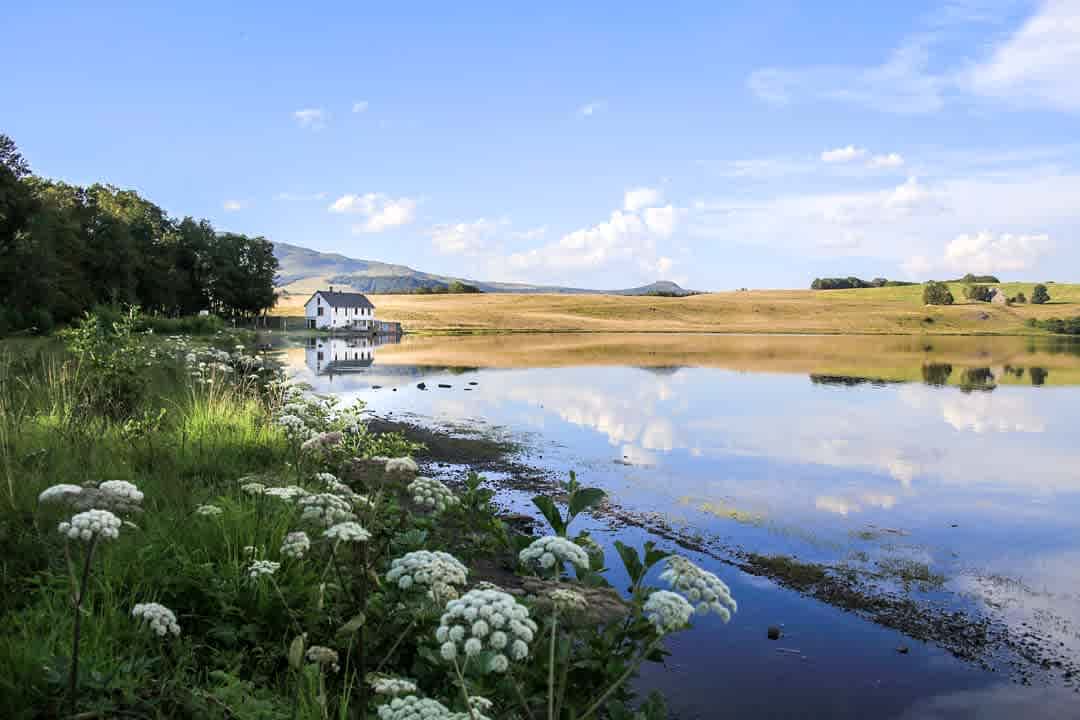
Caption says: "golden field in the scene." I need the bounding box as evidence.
[272,282,1080,336]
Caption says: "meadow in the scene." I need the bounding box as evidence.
[0,311,733,719]
[272,283,1080,336]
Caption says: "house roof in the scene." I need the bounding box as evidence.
[310,290,375,309]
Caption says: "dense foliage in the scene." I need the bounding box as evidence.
[962,284,994,302]
[1032,284,1051,305]
[412,281,483,295]
[922,281,955,306]
[810,277,916,290]
[0,314,734,718]
[951,273,1001,284]
[1028,317,1080,335]
[0,134,278,334]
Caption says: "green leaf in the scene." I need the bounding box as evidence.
[337,613,366,636]
[642,541,671,571]
[614,540,644,585]
[287,634,307,670]
[532,495,566,536]
[568,487,606,520]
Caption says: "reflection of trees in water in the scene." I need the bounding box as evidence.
[921,363,953,386]
[809,375,902,387]
[636,366,683,376]
[959,367,996,393]
[1030,367,1049,386]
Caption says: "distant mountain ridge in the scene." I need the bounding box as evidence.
[273,242,699,296]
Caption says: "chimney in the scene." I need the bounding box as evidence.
[329,285,334,293]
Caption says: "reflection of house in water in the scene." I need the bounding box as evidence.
[305,336,399,378]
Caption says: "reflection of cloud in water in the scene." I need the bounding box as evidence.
[897,684,1078,719]
[900,384,1046,433]
[815,492,896,516]
[620,444,658,466]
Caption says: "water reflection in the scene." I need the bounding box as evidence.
[302,335,400,380]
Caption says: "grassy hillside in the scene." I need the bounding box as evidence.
[272,282,1080,336]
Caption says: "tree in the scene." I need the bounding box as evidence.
[963,284,992,302]
[923,281,954,306]
[1032,284,1050,304]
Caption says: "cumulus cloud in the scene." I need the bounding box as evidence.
[868,152,905,168]
[429,218,504,255]
[966,0,1080,111]
[352,100,369,113]
[624,187,663,212]
[510,226,547,242]
[821,146,867,163]
[943,231,1051,273]
[293,108,327,129]
[328,193,417,233]
[223,200,245,211]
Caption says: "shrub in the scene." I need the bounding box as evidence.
[1032,284,1051,304]
[922,281,954,306]
[1011,292,1027,304]
[962,284,993,302]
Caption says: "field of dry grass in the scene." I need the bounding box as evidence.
[272,282,1080,336]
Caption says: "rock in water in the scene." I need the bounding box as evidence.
[417,382,426,390]
[767,626,782,640]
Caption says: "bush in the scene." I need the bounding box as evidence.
[1032,284,1051,304]
[1012,292,1027,304]
[922,281,954,306]
[963,284,993,302]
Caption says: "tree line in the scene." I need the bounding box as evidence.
[0,134,278,334]
[810,276,917,290]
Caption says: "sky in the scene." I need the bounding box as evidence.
[4,0,1080,290]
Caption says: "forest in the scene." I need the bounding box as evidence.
[0,134,278,334]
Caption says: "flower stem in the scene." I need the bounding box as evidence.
[547,607,558,720]
[578,636,663,720]
[68,536,99,714]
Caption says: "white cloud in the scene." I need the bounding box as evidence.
[223,200,245,211]
[868,152,905,168]
[352,100,369,113]
[509,226,547,242]
[748,38,947,114]
[429,218,504,255]
[293,108,327,129]
[578,101,605,117]
[328,193,417,233]
[821,145,867,163]
[943,231,1051,273]
[624,187,663,212]
[966,0,1080,111]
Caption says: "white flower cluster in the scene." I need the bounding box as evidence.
[276,414,315,442]
[659,556,738,622]
[386,550,468,601]
[519,536,590,573]
[385,457,418,476]
[195,504,223,517]
[549,588,588,613]
[241,482,267,496]
[325,521,371,544]
[302,432,343,453]
[248,560,280,579]
[132,602,181,637]
[280,531,311,559]
[407,477,459,513]
[643,590,694,635]
[376,696,455,720]
[299,493,356,527]
[436,588,536,673]
[98,480,144,505]
[39,480,143,513]
[264,485,310,502]
[59,509,122,542]
[306,645,340,672]
[38,484,83,504]
[318,474,369,505]
[369,674,419,696]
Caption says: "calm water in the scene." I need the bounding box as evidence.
[275,333,1080,718]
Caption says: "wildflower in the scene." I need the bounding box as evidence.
[643,590,694,635]
[385,457,418,476]
[437,588,536,673]
[519,536,590,573]
[243,545,258,558]
[549,588,588,613]
[407,477,459,513]
[469,696,494,713]
[92,480,144,512]
[195,504,223,517]
[314,472,338,485]
[241,482,267,496]
[264,485,310,502]
[377,696,455,720]
[276,414,314,442]
[132,602,181,637]
[299,493,356,527]
[324,521,371,544]
[306,645,340,672]
[59,509,122,542]
[38,484,83,505]
[659,556,738,621]
[302,432,343,453]
[248,560,280,579]
[280,531,311,559]
[386,550,468,601]
[368,674,418,696]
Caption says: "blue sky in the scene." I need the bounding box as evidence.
[5,0,1079,290]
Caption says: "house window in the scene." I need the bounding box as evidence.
[317,307,324,317]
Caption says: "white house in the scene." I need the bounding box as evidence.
[304,288,376,330]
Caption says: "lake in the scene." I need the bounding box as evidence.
[273,332,1080,718]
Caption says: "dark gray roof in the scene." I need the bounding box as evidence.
[311,291,375,309]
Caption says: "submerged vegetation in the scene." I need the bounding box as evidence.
[0,311,736,718]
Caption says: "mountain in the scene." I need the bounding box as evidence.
[272,242,699,296]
